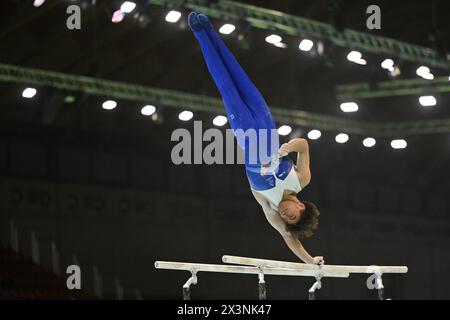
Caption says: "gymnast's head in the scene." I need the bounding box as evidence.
[278,195,320,238]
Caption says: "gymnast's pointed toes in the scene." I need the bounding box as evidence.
[197,13,212,29]
[188,12,202,32]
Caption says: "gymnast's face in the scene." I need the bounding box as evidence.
[278,196,305,225]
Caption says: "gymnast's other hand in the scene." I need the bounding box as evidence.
[277,143,293,158]
[310,256,324,266]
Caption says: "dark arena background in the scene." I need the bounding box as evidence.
[0,0,450,301]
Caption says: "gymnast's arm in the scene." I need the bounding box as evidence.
[251,190,319,265]
[278,138,311,188]
[264,206,318,265]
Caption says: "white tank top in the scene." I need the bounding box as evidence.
[252,166,302,210]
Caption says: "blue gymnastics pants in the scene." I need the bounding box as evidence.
[190,15,279,167]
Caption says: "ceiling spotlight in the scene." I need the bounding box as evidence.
[274,42,287,48]
[213,115,228,127]
[416,66,434,80]
[416,66,430,76]
[111,10,125,23]
[362,137,376,148]
[347,51,367,65]
[120,1,136,14]
[265,34,282,44]
[419,95,437,107]
[381,58,394,70]
[347,50,361,61]
[389,65,401,77]
[340,102,359,113]
[277,125,292,136]
[33,0,46,7]
[391,139,407,149]
[165,10,181,23]
[141,105,156,116]
[335,133,349,144]
[299,39,314,52]
[307,129,321,140]
[102,100,117,110]
[22,88,37,99]
[422,73,434,80]
[178,110,193,121]
[219,24,236,35]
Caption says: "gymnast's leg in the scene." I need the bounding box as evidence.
[197,13,276,133]
[188,13,255,151]
[189,13,279,165]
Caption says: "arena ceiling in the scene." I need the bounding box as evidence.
[1,0,450,141]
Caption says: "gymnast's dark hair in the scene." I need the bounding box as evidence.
[285,200,320,238]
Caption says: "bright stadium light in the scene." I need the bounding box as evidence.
[340,102,359,113]
[299,39,314,52]
[381,59,394,70]
[335,133,349,144]
[33,0,46,7]
[391,139,407,149]
[419,96,437,107]
[111,10,125,23]
[22,88,37,99]
[416,66,434,80]
[265,34,282,44]
[219,24,236,35]
[416,66,430,76]
[178,110,193,121]
[141,105,156,116]
[422,72,434,80]
[213,115,228,127]
[274,42,287,48]
[102,100,117,110]
[347,51,367,65]
[165,10,181,23]
[363,137,376,148]
[307,129,321,140]
[120,1,136,14]
[277,125,292,136]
